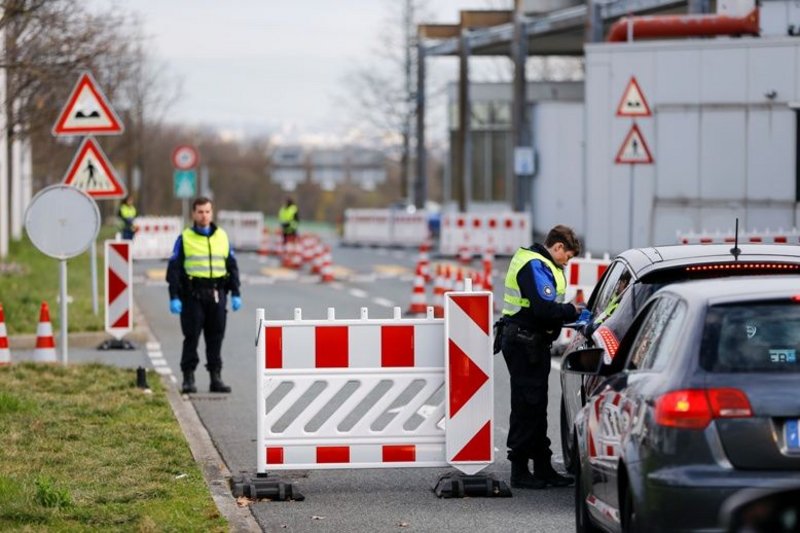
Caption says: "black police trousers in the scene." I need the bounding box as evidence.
[501,329,553,467]
[180,291,227,373]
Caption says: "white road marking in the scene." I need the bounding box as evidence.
[372,297,394,308]
[151,359,168,367]
[349,288,368,299]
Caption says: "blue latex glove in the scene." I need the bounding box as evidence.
[231,296,242,312]
[169,298,182,314]
[576,308,591,324]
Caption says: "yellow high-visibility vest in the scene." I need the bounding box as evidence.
[502,248,566,316]
[182,227,229,279]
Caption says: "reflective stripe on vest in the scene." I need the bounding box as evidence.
[182,227,229,279]
[502,248,566,316]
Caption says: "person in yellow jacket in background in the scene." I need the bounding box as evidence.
[278,197,299,244]
[166,197,242,394]
[118,195,138,240]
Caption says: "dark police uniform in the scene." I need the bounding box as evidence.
[501,243,577,487]
[167,223,240,392]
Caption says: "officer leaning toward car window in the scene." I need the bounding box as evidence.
[498,224,583,489]
[167,197,242,394]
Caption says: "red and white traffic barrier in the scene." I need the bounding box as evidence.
[567,253,611,288]
[256,284,493,477]
[0,303,10,365]
[105,240,133,340]
[342,208,429,247]
[33,301,56,362]
[677,228,800,245]
[217,210,265,251]
[440,213,530,257]
[131,216,182,260]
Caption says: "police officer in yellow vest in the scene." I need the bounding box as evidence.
[118,195,137,240]
[278,197,299,244]
[500,225,582,489]
[167,197,242,394]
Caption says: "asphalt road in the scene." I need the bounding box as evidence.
[133,241,575,533]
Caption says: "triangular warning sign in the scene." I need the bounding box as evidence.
[448,339,488,417]
[616,77,651,117]
[63,137,127,198]
[615,123,654,164]
[52,72,124,136]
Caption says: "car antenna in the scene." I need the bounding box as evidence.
[730,218,741,260]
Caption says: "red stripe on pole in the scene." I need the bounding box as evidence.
[569,263,579,285]
[110,242,129,262]
[451,294,490,335]
[317,446,349,463]
[316,326,348,367]
[448,340,488,417]
[381,325,414,367]
[265,327,283,369]
[382,445,416,462]
[266,447,284,464]
[107,268,126,305]
[111,310,129,329]
[452,421,491,462]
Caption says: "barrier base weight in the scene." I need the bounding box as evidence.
[97,338,136,351]
[230,474,305,502]
[433,472,512,498]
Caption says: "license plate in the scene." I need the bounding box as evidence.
[786,420,800,450]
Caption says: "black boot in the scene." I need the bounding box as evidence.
[510,460,546,489]
[209,370,231,393]
[533,464,574,487]
[181,371,197,394]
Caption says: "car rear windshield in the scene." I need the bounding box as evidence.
[700,301,800,373]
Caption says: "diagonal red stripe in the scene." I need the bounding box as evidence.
[111,310,129,329]
[451,294,490,335]
[452,421,491,462]
[111,242,129,262]
[108,268,126,304]
[448,339,488,417]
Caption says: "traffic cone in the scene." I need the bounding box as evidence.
[33,301,57,363]
[473,271,485,292]
[258,228,272,256]
[482,246,495,278]
[0,303,10,365]
[407,263,428,315]
[320,246,334,283]
[575,288,586,305]
[433,264,445,318]
[454,268,466,292]
[418,242,431,283]
[281,240,294,268]
[458,245,471,265]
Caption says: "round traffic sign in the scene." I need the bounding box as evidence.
[172,145,199,170]
[24,185,101,260]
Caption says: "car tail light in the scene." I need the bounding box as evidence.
[655,388,752,429]
[793,295,800,303]
[685,263,800,273]
[593,326,619,360]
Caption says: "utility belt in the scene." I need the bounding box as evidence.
[185,276,227,303]
[497,320,553,365]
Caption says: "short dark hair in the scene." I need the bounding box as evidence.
[192,197,212,211]
[544,225,581,255]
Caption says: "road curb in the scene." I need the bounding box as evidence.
[137,309,260,531]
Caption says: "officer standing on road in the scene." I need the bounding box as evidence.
[167,197,242,394]
[499,224,582,489]
[278,197,299,244]
[118,195,137,240]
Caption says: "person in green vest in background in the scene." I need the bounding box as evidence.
[498,224,584,490]
[118,195,138,240]
[166,197,242,394]
[278,196,299,244]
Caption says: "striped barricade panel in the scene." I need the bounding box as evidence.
[257,309,448,472]
[131,216,181,260]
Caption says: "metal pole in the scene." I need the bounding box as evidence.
[256,308,266,475]
[415,40,427,210]
[629,165,634,249]
[512,3,530,213]
[182,199,189,226]
[460,30,472,213]
[90,239,98,315]
[60,259,69,365]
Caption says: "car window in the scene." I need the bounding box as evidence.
[700,302,800,373]
[627,297,679,371]
[642,300,687,371]
[591,261,633,324]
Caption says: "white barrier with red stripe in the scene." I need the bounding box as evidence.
[131,216,182,260]
[217,210,264,251]
[104,240,132,340]
[676,228,800,245]
[256,286,493,475]
[554,253,612,350]
[439,213,530,257]
[342,209,429,247]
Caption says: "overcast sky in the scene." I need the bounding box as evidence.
[92,0,510,142]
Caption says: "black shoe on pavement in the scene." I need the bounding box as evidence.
[209,371,231,393]
[510,461,546,490]
[181,371,197,394]
[534,466,574,487]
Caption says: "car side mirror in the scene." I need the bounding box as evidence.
[720,485,800,532]
[563,348,604,374]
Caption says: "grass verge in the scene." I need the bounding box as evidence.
[0,363,227,531]
[0,228,119,335]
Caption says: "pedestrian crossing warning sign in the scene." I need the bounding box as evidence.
[62,137,127,198]
[52,72,124,136]
[616,77,651,117]
[615,123,654,164]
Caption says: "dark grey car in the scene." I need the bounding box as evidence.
[566,276,800,532]
[559,244,800,474]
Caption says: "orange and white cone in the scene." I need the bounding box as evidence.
[33,301,57,363]
[418,242,431,283]
[458,245,471,265]
[454,268,466,292]
[0,303,10,365]
[258,228,271,256]
[432,264,445,318]
[575,288,586,306]
[320,246,335,283]
[482,246,494,277]
[472,271,485,292]
[408,263,428,315]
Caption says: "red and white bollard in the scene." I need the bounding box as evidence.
[407,263,428,315]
